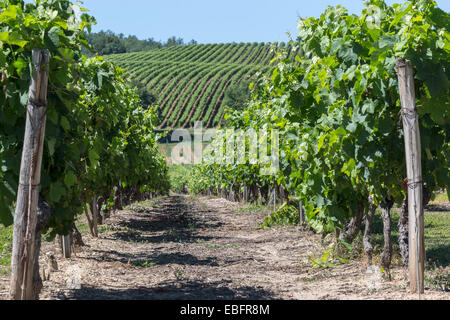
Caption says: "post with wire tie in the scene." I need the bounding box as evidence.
[9,49,50,300]
[396,58,425,296]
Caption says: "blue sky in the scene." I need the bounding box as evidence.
[78,0,450,44]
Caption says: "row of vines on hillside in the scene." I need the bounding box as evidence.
[109,42,283,65]
[106,42,289,128]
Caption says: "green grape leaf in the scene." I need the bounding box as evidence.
[88,149,100,169]
[64,171,77,189]
[60,116,70,131]
[47,137,56,157]
[13,57,28,76]
[0,31,28,48]
[48,182,66,203]
[0,197,14,227]
[47,27,60,47]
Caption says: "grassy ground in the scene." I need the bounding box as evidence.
[430,192,449,204]
[368,210,450,268]
[371,209,449,290]
[75,221,114,235]
[0,225,12,276]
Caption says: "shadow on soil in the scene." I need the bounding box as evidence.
[426,244,450,267]
[86,249,220,267]
[110,196,223,244]
[83,196,227,267]
[56,279,274,300]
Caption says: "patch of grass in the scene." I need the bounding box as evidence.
[131,259,157,268]
[371,210,450,267]
[430,191,449,204]
[0,224,13,275]
[173,267,184,280]
[423,211,450,267]
[369,209,449,291]
[98,225,115,234]
[135,199,160,208]
[124,201,159,212]
[235,203,268,214]
[308,237,352,269]
[75,221,117,235]
[260,203,299,228]
[76,222,90,234]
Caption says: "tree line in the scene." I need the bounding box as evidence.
[84,30,197,56]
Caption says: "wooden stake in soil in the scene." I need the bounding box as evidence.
[91,195,99,237]
[298,201,305,225]
[83,201,95,237]
[9,49,50,300]
[273,188,276,212]
[396,58,425,295]
[62,235,71,258]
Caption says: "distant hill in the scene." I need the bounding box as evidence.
[106,42,298,129]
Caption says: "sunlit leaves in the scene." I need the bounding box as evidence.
[192,0,449,234]
[46,26,60,47]
[0,31,28,47]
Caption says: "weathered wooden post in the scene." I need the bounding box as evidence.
[119,180,123,209]
[10,49,50,300]
[62,235,71,258]
[279,186,285,204]
[272,188,276,212]
[91,195,99,237]
[396,58,424,295]
[83,201,95,237]
[298,200,305,225]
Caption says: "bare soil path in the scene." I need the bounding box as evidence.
[2,195,448,300]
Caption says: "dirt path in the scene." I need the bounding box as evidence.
[2,195,448,300]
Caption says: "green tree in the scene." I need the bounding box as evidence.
[130,79,157,108]
[166,36,184,47]
[86,30,126,55]
[84,31,190,56]
[222,80,251,112]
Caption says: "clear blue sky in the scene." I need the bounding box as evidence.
[78,0,450,44]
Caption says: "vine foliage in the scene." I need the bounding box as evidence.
[0,0,169,235]
[192,0,449,233]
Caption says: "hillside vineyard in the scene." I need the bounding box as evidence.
[107,43,298,128]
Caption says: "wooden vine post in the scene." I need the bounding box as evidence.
[396,58,425,294]
[92,195,99,237]
[10,49,50,300]
[298,201,305,225]
[62,235,71,258]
